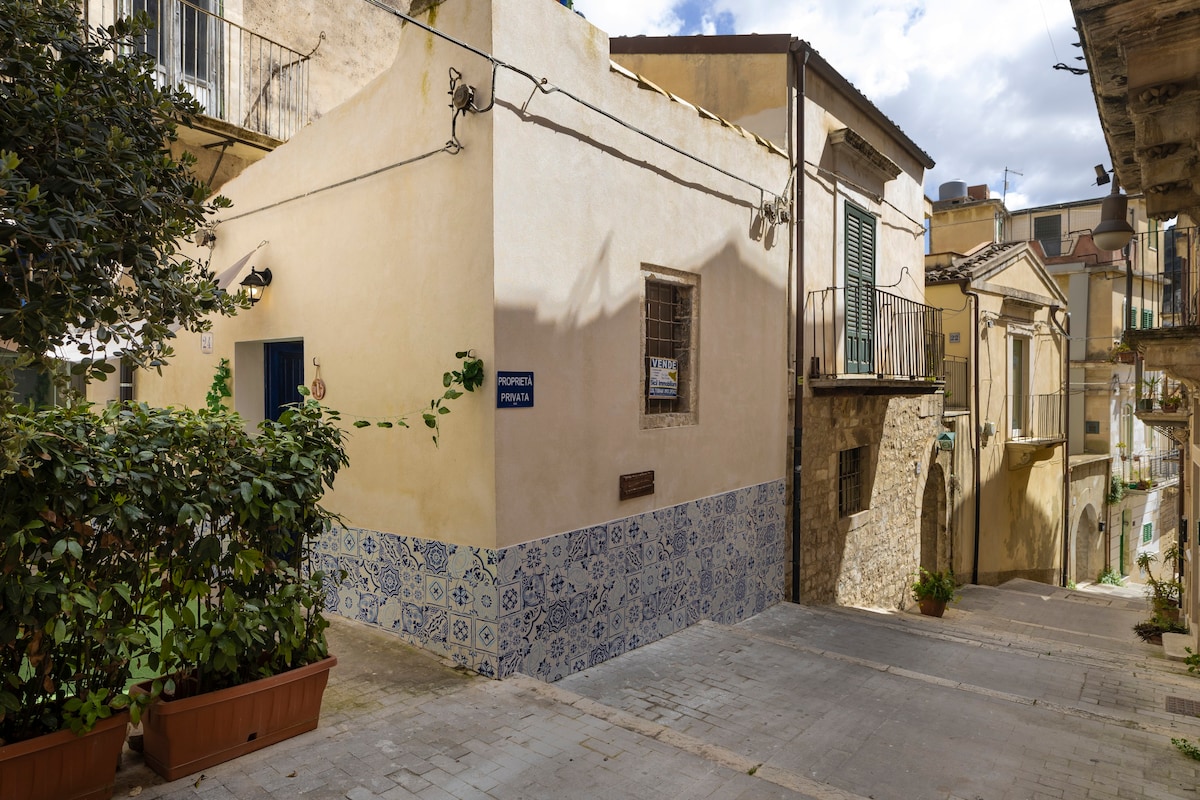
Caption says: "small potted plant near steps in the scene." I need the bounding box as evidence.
[911,568,958,618]
[131,391,348,782]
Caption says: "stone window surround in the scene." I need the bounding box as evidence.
[640,264,700,429]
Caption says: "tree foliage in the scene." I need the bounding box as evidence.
[0,0,242,384]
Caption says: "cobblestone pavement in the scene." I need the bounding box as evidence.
[114,580,1200,799]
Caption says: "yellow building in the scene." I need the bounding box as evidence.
[926,231,1069,586]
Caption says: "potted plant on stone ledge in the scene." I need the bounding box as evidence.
[911,568,958,618]
[131,392,348,782]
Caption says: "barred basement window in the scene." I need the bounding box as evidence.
[641,266,699,428]
[838,446,868,517]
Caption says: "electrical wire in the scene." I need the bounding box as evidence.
[358,0,785,203]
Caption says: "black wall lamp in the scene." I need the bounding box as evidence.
[239,267,272,305]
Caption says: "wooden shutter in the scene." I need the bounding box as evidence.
[844,202,876,375]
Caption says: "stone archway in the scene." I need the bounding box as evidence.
[1075,504,1102,584]
[921,463,948,572]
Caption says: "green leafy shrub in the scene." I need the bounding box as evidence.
[911,568,958,603]
[1097,567,1123,586]
[0,396,346,744]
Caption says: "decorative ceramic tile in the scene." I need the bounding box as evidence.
[312,480,785,680]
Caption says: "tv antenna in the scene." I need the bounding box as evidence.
[1003,167,1023,205]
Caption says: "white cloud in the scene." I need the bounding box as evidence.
[574,0,1109,210]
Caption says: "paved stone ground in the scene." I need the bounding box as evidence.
[114,580,1200,799]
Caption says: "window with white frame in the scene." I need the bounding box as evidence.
[1009,334,1032,437]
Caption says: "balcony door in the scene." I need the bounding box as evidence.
[129,0,222,116]
[844,202,876,375]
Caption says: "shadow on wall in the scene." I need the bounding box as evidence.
[990,463,1063,586]
[799,394,949,609]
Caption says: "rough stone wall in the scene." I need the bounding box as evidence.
[800,392,946,608]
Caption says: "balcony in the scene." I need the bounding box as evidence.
[1005,393,1065,469]
[1119,450,1181,491]
[129,0,314,144]
[805,286,944,394]
[1123,225,1200,385]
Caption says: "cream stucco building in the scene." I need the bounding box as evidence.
[609,35,948,611]
[132,0,793,678]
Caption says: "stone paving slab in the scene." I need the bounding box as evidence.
[111,582,1200,800]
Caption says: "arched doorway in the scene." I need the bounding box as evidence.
[1075,504,1101,584]
[921,463,947,572]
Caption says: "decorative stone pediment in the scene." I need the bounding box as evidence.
[829,127,902,185]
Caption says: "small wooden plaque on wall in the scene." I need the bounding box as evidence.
[619,470,655,501]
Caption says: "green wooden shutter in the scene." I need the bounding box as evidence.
[844,202,876,375]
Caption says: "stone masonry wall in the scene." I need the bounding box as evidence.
[800,393,946,607]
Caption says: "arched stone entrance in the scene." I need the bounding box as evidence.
[1075,504,1102,584]
[921,463,947,572]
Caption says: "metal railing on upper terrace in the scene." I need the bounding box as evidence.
[128,0,314,141]
[1006,393,1064,442]
[806,287,944,381]
[1126,225,1199,330]
[1121,450,1180,486]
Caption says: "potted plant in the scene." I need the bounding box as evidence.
[1109,340,1135,364]
[1137,548,1183,624]
[131,392,348,781]
[1162,388,1184,413]
[0,404,164,800]
[911,568,958,617]
[1139,375,1160,411]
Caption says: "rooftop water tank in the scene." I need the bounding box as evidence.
[939,180,969,203]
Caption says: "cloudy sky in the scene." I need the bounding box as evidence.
[573,0,1110,212]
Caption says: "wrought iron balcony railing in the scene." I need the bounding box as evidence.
[806,286,944,382]
[1006,394,1064,443]
[1125,224,1198,330]
[128,0,314,141]
[1122,450,1180,486]
[943,355,968,410]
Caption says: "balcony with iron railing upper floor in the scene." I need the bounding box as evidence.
[1004,393,1065,469]
[805,286,944,394]
[1118,225,1200,387]
[125,0,318,176]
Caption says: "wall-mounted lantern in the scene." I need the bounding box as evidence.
[1091,178,1135,252]
[239,267,273,305]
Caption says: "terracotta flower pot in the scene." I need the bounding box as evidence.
[133,656,336,782]
[0,711,129,800]
[918,598,947,618]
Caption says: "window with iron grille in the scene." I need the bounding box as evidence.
[643,270,698,424]
[838,446,868,517]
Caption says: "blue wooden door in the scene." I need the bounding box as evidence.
[264,341,304,421]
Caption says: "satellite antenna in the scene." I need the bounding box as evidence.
[1002,167,1023,205]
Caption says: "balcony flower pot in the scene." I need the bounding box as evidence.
[0,711,129,800]
[132,656,337,781]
